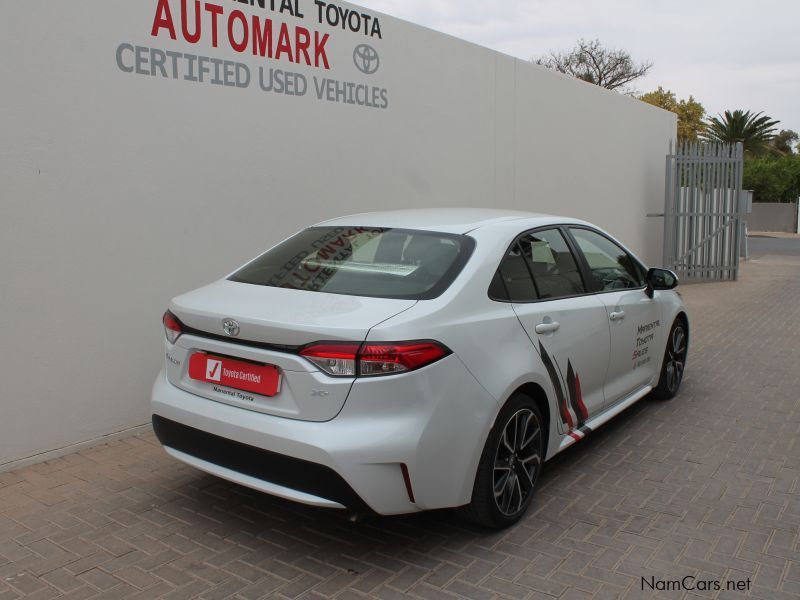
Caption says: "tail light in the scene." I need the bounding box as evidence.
[163,310,183,344]
[300,341,450,377]
[359,342,449,376]
[299,343,359,377]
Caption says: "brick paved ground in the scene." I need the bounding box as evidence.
[1,255,799,600]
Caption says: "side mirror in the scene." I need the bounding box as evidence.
[645,268,679,298]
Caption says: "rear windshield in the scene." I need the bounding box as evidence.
[229,227,475,300]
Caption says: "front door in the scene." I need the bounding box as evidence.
[567,227,663,406]
[498,228,611,434]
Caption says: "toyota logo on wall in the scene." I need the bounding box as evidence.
[353,44,380,75]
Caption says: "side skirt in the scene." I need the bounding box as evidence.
[556,385,652,453]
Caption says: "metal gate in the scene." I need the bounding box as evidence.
[662,142,744,281]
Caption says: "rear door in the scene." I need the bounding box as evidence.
[497,228,611,433]
[567,227,662,406]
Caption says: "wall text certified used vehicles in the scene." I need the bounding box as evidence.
[151,209,689,528]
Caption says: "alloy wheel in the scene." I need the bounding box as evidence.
[493,409,542,517]
[665,325,687,394]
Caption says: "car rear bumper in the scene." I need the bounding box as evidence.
[150,355,498,515]
[152,415,368,511]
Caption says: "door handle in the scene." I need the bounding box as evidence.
[610,311,626,322]
[535,322,561,334]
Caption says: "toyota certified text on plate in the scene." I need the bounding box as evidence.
[152,209,689,528]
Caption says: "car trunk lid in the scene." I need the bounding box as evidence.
[165,280,416,421]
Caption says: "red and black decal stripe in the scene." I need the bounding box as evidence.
[538,341,573,429]
[566,361,589,428]
[568,424,593,442]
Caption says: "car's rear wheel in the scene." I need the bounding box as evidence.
[651,318,688,400]
[459,394,544,529]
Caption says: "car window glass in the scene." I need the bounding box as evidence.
[518,230,586,300]
[497,243,538,302]
[230,227,473,300]
[570,228,646,291]
[488,270,509,301]
[350,233,382,262]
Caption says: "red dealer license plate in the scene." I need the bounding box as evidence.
[188,353,281,397]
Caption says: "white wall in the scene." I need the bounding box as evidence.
[748,202,799,233]
[0,0,675,467]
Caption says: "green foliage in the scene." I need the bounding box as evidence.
[768,130,799,156]
[743,155,800,203]
[703,110,779,156]
[639,87,706,141]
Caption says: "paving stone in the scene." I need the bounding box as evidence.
[0,258,799,598]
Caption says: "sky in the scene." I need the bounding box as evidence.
[358,0,800,136]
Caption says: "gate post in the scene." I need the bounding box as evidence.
[663,140,676,269]
[732,142,744,280]
[796,197,800,235]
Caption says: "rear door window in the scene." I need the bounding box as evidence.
[518,229,586,300]
[491,228,586,302]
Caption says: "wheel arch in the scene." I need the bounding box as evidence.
[674,310,690,356]
[504,382,554,461]
[676,310,689,334]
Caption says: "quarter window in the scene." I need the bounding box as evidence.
[496,243,538,302]
[569,228,646,291]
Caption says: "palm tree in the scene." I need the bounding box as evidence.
[703,110,779,156]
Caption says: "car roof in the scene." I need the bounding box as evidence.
[315,208,588,235]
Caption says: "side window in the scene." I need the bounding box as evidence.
[569,228,646,291]
[518,229,586,299]
[495,243,538,302]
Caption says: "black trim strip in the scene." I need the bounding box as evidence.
[180,323,302,354]
[152,415,371,513]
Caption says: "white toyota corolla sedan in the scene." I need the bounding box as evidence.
[152,209,688,528]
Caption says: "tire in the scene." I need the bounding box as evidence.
[459,394,544,529]
[651,318,688,401]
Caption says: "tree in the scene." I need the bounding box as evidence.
[703,110,779,156]
[639,87,706,141]
[768,129,799,156]
[744,156,800,203]
[534,39,652,94]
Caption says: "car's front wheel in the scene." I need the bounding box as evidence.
[652,318,688,400]
[460,394,544,529]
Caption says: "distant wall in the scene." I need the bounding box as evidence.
[748,203,799,233]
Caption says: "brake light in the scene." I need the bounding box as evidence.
[300,343,359,377]
[163,311,183,345]
[359,342,449,376]
[300,341,450,377]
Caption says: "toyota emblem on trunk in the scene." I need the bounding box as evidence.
[222,319,240,337]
